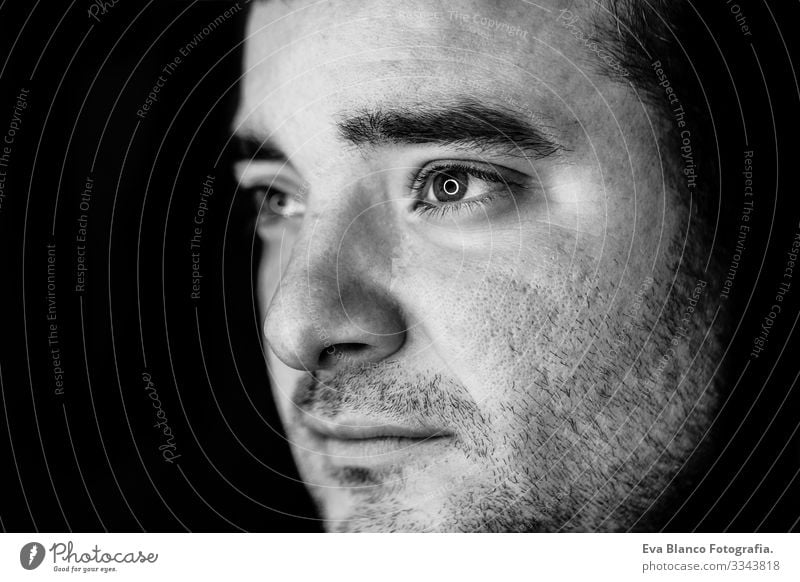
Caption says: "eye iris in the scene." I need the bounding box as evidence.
[268,191,289,214]
[432,171,468,202]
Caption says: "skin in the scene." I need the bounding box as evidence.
[234,0,724,531]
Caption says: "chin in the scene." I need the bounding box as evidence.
[300,464,469,532]
[302,467,535,532]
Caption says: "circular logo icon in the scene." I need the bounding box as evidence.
[20,542,45,570]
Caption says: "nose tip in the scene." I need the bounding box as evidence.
[264,284,406,372]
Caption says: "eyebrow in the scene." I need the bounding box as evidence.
[232,133,287,162]
[232,98,566,162]
[336,98,565,159]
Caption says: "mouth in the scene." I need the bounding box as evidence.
[299,415,454,464]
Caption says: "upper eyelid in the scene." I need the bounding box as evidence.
[236,167,305,198]
[235,160,299,184]
[411,160,526,191]
[238,160,527,200]
[417,159,526,176]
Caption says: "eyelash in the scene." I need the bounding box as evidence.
[409,161,525,219]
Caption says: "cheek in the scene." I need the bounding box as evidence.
[404,242,603,406]
[257,222,304,314]
[257,251,274,323]
[398,221,657,428]
[258,240,305,419]
[264,347,299,421]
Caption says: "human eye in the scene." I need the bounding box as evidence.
[409,160,528,221]
[233,155,306,227]
[248,184,305,222]
[235,166,306,234]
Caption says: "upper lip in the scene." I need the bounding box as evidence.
[300,415,451,441]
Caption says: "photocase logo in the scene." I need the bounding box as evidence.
[20,542,45,570]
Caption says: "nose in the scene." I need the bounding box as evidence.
[263,214,406,372]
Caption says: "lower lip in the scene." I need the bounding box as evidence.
[315,435,453,465]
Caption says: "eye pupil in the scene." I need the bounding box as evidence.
[432,171,468,202]
[268,193,283,212]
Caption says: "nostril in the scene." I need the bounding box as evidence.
[317,342,370,368]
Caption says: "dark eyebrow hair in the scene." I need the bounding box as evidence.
[231,133,287,162]
[336,98,565,159]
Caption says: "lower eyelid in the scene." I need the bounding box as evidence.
[414,187,514,220]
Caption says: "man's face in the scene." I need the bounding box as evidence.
[235,0,722,531]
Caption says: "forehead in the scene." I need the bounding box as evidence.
[237,0,605,137]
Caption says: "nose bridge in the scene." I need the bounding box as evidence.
[298,184,394,289]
